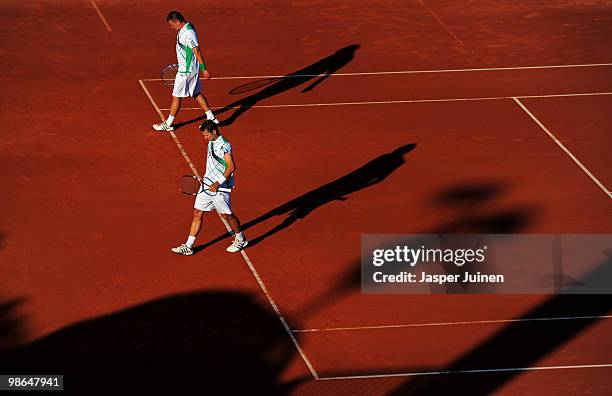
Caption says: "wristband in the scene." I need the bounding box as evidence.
[200,63,206,72]
[217,175,227,184]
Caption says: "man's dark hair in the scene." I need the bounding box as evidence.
[199,120,220,134]
[166,11,185,22]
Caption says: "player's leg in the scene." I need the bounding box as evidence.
[172,193,214,255]
[153,96,181,131]
[166,96,182,127]
[154,74,188,131]
[189,74,219,123]
[189,208,205,238]
[194,92,219,124]
[220,212,242,235]
[213,193,247,252]
[171,209,203,256]
[169,96,182,119]
[220,212,248,252]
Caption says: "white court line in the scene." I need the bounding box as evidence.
[513,97,612,199]
[293,314,612,333]
[160,91,612,111]
[138,80,198,175]
[140,62,612,81]
[217,216,320,379]
[416,0,466,47]
[89,0,112,32]
[318,363,612,381]
[137,79,319,380]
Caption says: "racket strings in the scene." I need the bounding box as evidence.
[178,176,201,195]
[162,64,179,87]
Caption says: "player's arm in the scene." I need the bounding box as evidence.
[210,153,235,192]
[192,46,210,79]
[221,152,236,177]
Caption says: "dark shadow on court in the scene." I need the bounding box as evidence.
[0,235,27,351]
[173,44,360,129]
[0,291,308,395]
[0,297,26,351]
[431,182,508,208]
[428,181,538,234]
[389,255,612,395]
[194,143,416,253]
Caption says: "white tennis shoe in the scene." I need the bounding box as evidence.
[171,244,193,256]
[153,122,174,131]
[226,237,248,253]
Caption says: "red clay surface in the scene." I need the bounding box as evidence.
[1,0,611,394]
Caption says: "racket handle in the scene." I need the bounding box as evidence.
[218,187,232,193]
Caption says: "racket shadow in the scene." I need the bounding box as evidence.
[174,44,360,130]
[229,78,281,95]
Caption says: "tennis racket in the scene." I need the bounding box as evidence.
[161,64,179,87]
[178,175,232,196]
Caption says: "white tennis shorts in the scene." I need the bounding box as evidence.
[194,191,232,214]
[173,72,201,98]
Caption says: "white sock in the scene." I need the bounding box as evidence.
[166,115,175,126]
[235,232,244,241]
[186,235,196,248]
[205,110,215,120]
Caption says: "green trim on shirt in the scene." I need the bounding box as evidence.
[178,43,193,73]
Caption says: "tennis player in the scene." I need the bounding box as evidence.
[172,120,248,255]
[154,11,219,132]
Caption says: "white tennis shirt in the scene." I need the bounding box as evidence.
[205,136,235,189]
[176,23,200,74]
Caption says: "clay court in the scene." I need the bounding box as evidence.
[1,0,611,394]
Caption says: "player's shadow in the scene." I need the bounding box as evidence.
[0,291,307,395]
[194,143,416,253]
[174,44,360,129]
